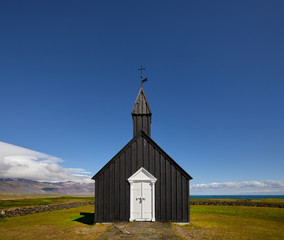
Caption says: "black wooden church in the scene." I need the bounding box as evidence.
[92,82,192,223]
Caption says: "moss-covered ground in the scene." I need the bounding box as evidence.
[0,196,283,239]
[174,205,284,240]
[0,205,109,240]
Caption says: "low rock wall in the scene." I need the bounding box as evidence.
[190,200,284,208]
[1,200,282,218]
[0,201,94,218]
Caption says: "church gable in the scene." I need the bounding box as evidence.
[93,130,191,181]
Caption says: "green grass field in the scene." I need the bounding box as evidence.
[175,205,284,240]
[0,196,283,239]
[0,196,94,209]
[0,205,109,240]
[190,197,284,204]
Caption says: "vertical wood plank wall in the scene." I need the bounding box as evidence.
[132,115,151,136]
[94,135,190,222]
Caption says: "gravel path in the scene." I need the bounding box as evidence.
[98,222,181,240]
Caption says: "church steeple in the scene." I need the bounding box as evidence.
[132,87,152,137]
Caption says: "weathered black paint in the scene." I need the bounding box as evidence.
[93,131,192,222]
[132,87,152,137]
[92,86,192,222]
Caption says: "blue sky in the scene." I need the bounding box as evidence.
[0,1,283,194]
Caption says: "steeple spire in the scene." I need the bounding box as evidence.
[132,86,152,137]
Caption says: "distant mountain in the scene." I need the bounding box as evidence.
[0,178,94,195]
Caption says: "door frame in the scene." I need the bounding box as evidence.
[128,167,157,222]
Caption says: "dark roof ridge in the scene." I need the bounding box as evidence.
[140,131,192,180]
[92,131,143,179]
[92,130,192,180]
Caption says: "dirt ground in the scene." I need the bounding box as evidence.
[174,224,209,240]
[97,222,181,240]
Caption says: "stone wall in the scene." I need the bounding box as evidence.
[1,200,283,219]
[0,201,94,218]
[190,200,284,208]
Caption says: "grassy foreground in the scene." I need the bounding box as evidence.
[174,205,284,240]
[0,196,283,239]
[0,205,109,240]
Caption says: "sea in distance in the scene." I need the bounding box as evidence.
[191,195,284,200]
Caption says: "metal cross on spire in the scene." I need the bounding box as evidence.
[138,64,148,87]
[138,64,145,79]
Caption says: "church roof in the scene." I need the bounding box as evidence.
[92,130,192,180]
[131,87,152,115]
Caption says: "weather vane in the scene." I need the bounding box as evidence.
[138,64,148,87]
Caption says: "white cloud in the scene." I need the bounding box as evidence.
[191,180,284,195]
[0,141,93,183]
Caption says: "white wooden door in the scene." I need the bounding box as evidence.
[128,167,156,222]
[132,181,152,221]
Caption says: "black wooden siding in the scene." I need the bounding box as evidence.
[132,115,151,137]
[94,132,190,222]
[132,87,152,137]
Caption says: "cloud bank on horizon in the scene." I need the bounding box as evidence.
[1,141,283,194]
[191,180,284,195]
[0,141,92,183]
